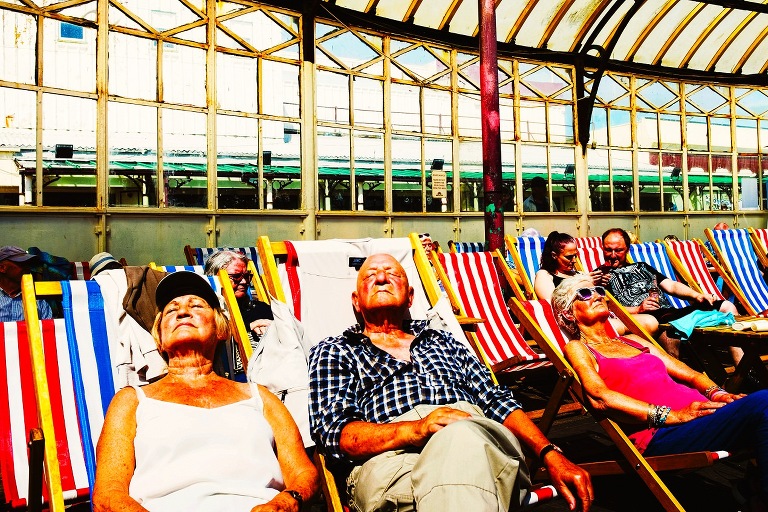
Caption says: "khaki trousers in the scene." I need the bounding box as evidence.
[346,402,530,512]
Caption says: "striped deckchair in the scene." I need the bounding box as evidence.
[184,245,261,269]
[508,297,730,512]
[706,228,768,316]
[575,237,605,273]
[152,264,205,274]
[664,239,737,302]
[627,242,689,309]
[450,241,485,253]
[437,250,552,378]
[748,227,768,268]
[18,278,117,512]
[505,235,546,300]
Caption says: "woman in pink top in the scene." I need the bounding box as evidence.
[552,275,768,510]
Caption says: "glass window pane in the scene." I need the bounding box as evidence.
[660,114,681,150]
[520,101,546,142]
[737,154,759,210]
[736,118,758,152]
[0,11,36,84]
[638,150,661,211]
[686,115,708,151]
[1,88,36,205]
[686,153,710,211]
[392,135,422,212]
[425,138,452,212]
[590,107,608,146]
[42,94,96,207]
[164,44,206,106]
[163,108,206,208]
[609,109,631,147]
[317,70,349,124]
[613,149,634,211]
[459,141,482,212]
[501,143,516,212]
[423,89,451,135]
[520,144,554,211]
[391,83,420,132]
[354,131,384,211]
[109,33,156,100]
[217,53,257,113]
[588,148,610,212]
[43,19,96,92]
[636,111,658,149]
[661,152,683,211]
[318,127,351,211]
[500,96,514,141]
[262,118,300,209]
[711,117,732,152]
[262,60,299,118]
[712,154,733,210]
[458,93,481,138]
[549,104,574,144]
[353,78,383,128]
[217,114,258,209]
[552,146,575,211]
[109,101,158,207]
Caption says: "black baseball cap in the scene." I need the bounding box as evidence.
[155,271,220,311]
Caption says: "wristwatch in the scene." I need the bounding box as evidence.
[283,489,304,509]
[538,443,563,461]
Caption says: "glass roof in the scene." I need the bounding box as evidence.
[322,0,768,76]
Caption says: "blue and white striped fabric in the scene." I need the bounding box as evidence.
[627,242,688,309]
[194,247,262,274]
[160,265,205,275]
[515,236,546,286]
[710,229,768,314]
[452,242,484,253]
[60,280,116,497]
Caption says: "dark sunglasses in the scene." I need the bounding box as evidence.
[228,271,253,284]
[562,253,578,260]
[575,286,606,301]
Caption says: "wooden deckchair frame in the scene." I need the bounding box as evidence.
[748,227,768,269]
[508,297,727,512]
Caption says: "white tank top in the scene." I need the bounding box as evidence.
[129,385,284,511]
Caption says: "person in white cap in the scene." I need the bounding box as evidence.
[89,252,123,277]
[0,246,53,322]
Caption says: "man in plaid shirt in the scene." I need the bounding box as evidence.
[309,254,592,512]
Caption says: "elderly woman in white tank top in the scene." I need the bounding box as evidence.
[93,271,318,512]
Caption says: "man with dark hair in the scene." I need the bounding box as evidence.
[0,246,53,322]
[309,253,592,512]
[523,176,557,212]
[598,228,739,359]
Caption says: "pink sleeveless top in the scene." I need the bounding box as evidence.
[583,337,706,452]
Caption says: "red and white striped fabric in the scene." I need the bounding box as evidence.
[70,261,91,280]
[518,299,570,354]
[0,320,90,509]
[576,245,605,273]
[438,252,550,371]
[575,236,602,250]
[666,240,725,300]
[753,228,768,255]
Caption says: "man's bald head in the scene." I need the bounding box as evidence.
[353,254,414,323]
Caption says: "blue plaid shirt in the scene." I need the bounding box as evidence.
[309,320,521,467]
[0,289,52,322]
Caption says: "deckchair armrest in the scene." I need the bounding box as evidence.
[577,451,725,477]
[456,316,484,325]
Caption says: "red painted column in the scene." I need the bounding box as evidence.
[478,0,504,252]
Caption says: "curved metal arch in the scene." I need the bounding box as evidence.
[402,0,424,23]
[679,7,732,69]
[504,0,539,43]
[439,0,463,31]
[625,0,677,63]
[569,0,614,52]
[706,10,760,72]
[651,2,706,66]
[538,0,576,49]
[733,24,768,73]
